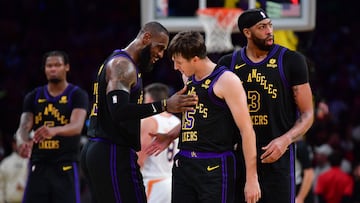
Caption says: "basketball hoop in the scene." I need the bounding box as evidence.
[197,8,243,53]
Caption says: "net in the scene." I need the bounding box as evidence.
[197,8,243,53]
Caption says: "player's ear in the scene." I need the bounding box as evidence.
[243,28,250,37]
[142,32,152,45]
[192,56,200,63]
[65,64,70,72]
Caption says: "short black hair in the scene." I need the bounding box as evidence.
[42,50,70,69]
[328,150,343,167]
[138,21,169,37]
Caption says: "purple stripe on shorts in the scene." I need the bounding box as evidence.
[89,137,111,143]
[290,143,296,203]
[221,155,228,203]
[110,144,122,203]
[130,150,144,202]
[179,150,233,158]
[72,162,81,203]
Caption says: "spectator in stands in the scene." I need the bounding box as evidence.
[0,134,29,203]
[314,150,354,203]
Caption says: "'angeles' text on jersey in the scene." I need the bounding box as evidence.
[230,45,298,146]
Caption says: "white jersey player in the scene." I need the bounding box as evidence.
[138,83,181,203]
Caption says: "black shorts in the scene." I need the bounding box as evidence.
[80,138,146,203]
[22,161,81,203]
[234,145,296,203]
[172,150,236,203]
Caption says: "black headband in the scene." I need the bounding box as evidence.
[238,8,269,34]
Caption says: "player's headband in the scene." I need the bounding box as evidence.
[238,8,269,34]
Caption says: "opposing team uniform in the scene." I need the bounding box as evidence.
[218,44,309,203]
[172,65,238,203]
[22,84,88,203]
[141,114,180,203]
[81,49,147,203]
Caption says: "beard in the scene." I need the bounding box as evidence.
[48,78,62,84]
[138,45,154,73]
[252,35,273,51]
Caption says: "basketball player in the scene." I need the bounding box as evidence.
[138,83,181,203]
[16,50,89,203]
[160,31,261,203]
[217,8,314,203]
[80,21,198,203]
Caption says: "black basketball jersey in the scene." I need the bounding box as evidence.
[217,44,310,203]
[179,65,238,152]
[23,84,89,163]
[87,49,143,150]
[228,45,308,147]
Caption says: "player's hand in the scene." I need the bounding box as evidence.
[260,136,290,163]
[151,123,180,140]
[18,141,33,158]
[244,179,261,203]
[33,125,56,143]
[295,196,305,203]
[145,133,173,156]
[166,86,198,113]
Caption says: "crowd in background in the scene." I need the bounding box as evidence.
[0,0,360,201]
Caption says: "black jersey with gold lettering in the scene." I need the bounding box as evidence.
[218,44,309,182]
[87,49,143,150]
[179,65,238,152]
[226,44,309,147]
[23,84,89,163]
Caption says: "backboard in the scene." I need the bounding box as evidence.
[141,0,316,32]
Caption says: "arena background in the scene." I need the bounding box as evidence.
[0,0,359,165]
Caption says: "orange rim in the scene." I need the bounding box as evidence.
[197,7,243,26]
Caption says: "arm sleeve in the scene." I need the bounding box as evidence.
[283,50,309,86]
[107,90,164,121]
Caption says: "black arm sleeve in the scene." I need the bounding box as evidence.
[106,90,164,121]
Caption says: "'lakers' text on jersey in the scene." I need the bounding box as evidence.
[180,66,238,152]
